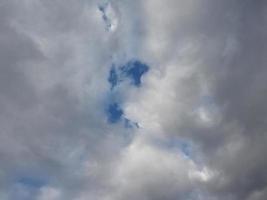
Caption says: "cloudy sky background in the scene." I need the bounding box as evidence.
[0,0,267,199]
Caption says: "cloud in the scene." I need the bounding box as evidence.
[0,0,267,200]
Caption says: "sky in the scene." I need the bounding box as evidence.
[0,0,267,199]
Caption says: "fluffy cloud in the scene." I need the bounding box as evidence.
[0,0,267,199]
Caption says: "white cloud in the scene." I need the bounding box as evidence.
[37,187,61,200]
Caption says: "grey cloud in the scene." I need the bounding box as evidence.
[123,0,267,199]
[155,1,267,199]
[0,0,120,198]
[1,0,267,200]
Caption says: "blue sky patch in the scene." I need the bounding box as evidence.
[17,177,46,188]
[108,66,119,90]
[106,59,149,126]
[98,1,117,32]
[170,139,192,158]
[98,2,112,31]
[107,60,149,90]
[124,118,139,129]
[107,103,123,123]
[120,60,149,87]
[153,137,193,158]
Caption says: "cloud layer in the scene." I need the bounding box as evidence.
[0,0,267,199]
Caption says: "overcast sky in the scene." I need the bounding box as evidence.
[0,0,267,199]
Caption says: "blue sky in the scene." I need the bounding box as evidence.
[106,59,149,126]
